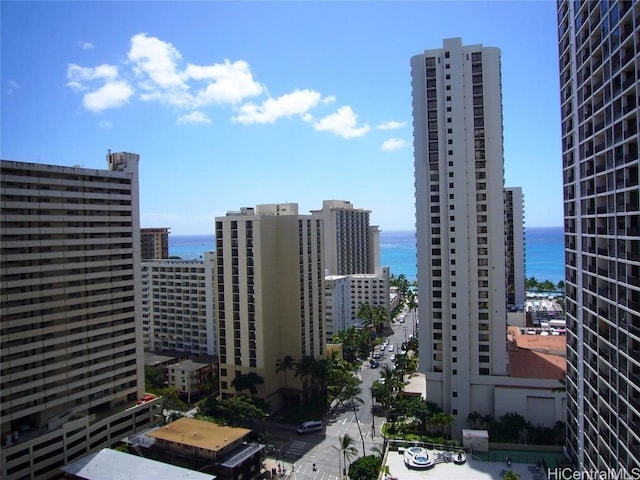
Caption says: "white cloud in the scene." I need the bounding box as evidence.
[376,120,407,130]
[188,60,265,106]
[312,106,370,138]
[232,89,322,125]
[83,81,134,112]
[5,80,21,95]
[98,119,112,129]
[66,63,119,91]
[381,138,407,151]
[178,111,212,125]
[129,33,186,90]
[64,33,375,134]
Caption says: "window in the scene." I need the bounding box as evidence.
[446,96,451,101]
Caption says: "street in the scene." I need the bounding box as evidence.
[265,313,417,479]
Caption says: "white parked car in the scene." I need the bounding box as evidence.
[388,345,395,352]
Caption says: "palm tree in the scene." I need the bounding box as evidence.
[275,355,296,396]
[356,303,374,330]
[295,355,316,399]
[503,471,521,480]
[372,305,388,334]
[334,434,358,479]
[342,382,366,455]
[406,291,418,336]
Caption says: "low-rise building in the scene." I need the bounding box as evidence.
[61,448,215,480]
[145,418,262,480]
[167,358,216,403]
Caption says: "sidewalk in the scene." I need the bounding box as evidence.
[262,456,294,479]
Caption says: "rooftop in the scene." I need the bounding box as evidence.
[384,448,551,480]
[147,418,250,452]
[60,448,215,480]
[507,326,566,380]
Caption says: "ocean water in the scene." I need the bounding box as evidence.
[169,226,565,285]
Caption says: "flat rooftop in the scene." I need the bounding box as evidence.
[147,417,250,452]
[385,448,548,480]
[60,448,215,480]
[507,326,566,380]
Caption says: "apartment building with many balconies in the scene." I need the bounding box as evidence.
[141,253,216,356]
[0,153,160,479]
[558,0,640,469]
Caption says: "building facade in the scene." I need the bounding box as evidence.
[412,38,509,432]
[349,266,391,322]
[141,253,216,356]
[505,187,526,311]
[324,275,353,344]
[214,204,325,410]
[141,227,170,259]
[558,0,640,469]
[0,153,160,479]
[311,200,380,275]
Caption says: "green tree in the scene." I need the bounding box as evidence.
[231,372,264,397]
[342,382,366,455]
[556,280,565,291]
[525,277,540,291]
[348,455,382,480]
[144,365,165,392]
[498,412,529,443]
[159,386,187,421]
[275,355,296,392]
[406,290,418,336]
[196,395,267,426]
[371,305,388,334]
[334,434,358,479]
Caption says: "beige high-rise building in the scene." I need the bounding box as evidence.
[558,0,640,469]
[214,204,325,410]
[141,227,170,259]
[0,153,160,479]
[311,200,380,275]
[412,38,508,432]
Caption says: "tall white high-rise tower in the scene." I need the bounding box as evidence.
[412,38,508,430]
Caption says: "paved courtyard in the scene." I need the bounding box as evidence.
[384,449,546,480]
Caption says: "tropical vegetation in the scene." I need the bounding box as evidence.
[467,411,566,445]
[526,277,565,293]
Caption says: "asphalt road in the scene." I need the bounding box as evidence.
[264,313,418,480]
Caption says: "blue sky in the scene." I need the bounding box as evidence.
[1,1,563,235]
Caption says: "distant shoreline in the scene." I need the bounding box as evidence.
[164,225,564,237]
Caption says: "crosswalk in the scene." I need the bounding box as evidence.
[285,440,308,459]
